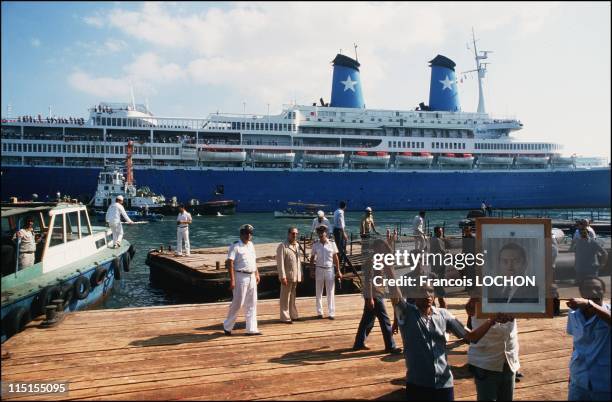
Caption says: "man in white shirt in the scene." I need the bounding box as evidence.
[223,224,261,336]
[333,201,348,263]
[465,297,520,401]
[412,210,427,251]
[105,195,134,248]
[311,210,331,237]
[175,205,193,257]
[13,217,39,270]
[310,224,342,319]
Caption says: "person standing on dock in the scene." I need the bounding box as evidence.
[311,210,331,238]
[354,238,402,354]
[276,227,302,323]
[360,207,380,239]
[175,205,192,257]
[572,229,608,284]
[105,195,134,248]
[429,226,448,309]
[311,224,342,319]
[333,201,348,263]
[565,277,611,401]
[412,210,427,251]
[223,224,261,336]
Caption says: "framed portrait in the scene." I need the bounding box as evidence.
[476,218,553,318]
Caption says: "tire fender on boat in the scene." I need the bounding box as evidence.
[112,257,122,280]
[91,266,108,288]
[4,306,31,337]
[122,252,131,272]
[128,244,136,259]
[73,276,91,300]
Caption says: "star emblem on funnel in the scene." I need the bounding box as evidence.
[341,75,358,92]
[439,75,454,91]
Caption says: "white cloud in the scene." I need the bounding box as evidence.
[104,39,127,53]
[124,52,184,83]
[31,38,41,47]
[68,71,129,99]
[83,14,104,28]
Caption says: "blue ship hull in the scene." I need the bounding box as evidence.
[1,166,610,211]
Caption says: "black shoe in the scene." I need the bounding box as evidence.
[317,314,324,319]
[386,347,403,355]
[353,345,370,351]
[245,332,263,336]
[516,372,524,378]
[328,316,335,320]
[223,329,231,336]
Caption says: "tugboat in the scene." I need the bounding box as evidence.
[1,200,134,342]
[90,141,166,213]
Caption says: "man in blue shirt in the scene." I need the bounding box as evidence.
[566,277,611,401]
[392,283,510,401]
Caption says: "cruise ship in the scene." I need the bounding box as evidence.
[1,39,610,211]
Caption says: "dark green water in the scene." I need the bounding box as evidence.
[100,208,610,309]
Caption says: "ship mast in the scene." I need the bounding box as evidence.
[126,140,134,186]
[462,28,492,114]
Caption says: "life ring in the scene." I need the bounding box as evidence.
[3,307,30,338]
[34,285,62,317]
[122,252,131,272]
[73,276,91,300]
[112,257,122,280]
[90,266,108,288]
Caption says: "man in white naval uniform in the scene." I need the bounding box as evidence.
[223,224,261,336]
[175,205,192,256]
[310,210,331,237]
[310,224,342,319]
[105,195,134,248]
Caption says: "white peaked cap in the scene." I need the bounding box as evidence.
[317,210,325,218]
[116,195,124,201]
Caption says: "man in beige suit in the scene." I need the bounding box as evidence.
[276,227,302,323]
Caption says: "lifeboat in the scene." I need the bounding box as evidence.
[252,151,295,163]
[515,154,550,166]
[396,151,434,166]
[350,151,390,164]
[477,154,514,166]
[302,152,345,164]
[550,155,576,167]
[437,153,475,167]
[199,149,247,162]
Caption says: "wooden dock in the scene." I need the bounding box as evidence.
[1,294,576,400]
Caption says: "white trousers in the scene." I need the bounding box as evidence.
[176,227,190,255]
[223,272,258,333]
[18,252,35,270]
[315,268,336,317]
[109,222,123,246]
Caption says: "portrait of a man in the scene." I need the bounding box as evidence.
[487,242,540,304]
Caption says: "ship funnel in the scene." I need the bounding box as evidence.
[428,55,460,112]
[330,54,364,108]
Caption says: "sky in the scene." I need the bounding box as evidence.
[1,1,610,158]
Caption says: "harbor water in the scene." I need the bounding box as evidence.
[99,208,610,309]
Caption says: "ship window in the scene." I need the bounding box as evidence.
[388,141,391,147]
[49,214,65,247]
[66,212,80,242]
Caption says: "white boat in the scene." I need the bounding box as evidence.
[515,155,550,166]
[302,152,345,164]
[477,155,514,165]
[199,150,246,162]
[396,152,434,166]
[1,202,133,341]
[350,152,390,165]
[550,155,576,167]
[437,153,475,167]
[91,165,166,210]
[252,151,295,163]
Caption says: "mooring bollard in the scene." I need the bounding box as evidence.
[216,261,220,270]
[51,299,64,312]
[45,305,58,322]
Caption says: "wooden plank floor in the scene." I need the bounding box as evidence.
[1,294,573,400]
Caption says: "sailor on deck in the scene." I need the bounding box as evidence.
[310,224,342,319]
[223,224,261,336]
[175,205,192,257]
[105,195,134,248]
[311,210,331,237]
